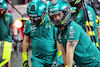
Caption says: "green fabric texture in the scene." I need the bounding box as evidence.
[0,12,14,42]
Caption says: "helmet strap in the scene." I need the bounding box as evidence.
[76,4,82,13]
[60,20,71,35]
[61,12,70,26]
[4,9,8,16]
[39,14,46,25]
[63,20,71,31]
[0,9,7,17]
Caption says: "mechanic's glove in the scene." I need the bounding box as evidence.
[56,54,64,66]
[13,35,18,42]
[64,65,69,67]
[22,52,30,67]
[58,51,62,58]
[57,51,64,65]
[52,51,64,67]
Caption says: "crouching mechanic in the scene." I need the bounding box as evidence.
[48,0,100,67]
[22,0,58,67]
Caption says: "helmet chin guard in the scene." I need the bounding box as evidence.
[27,0,46,26]
[48,1,71,28]
[68,0,84,7]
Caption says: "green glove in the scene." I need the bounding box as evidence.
[58,51,62,58]
[65,65,69,67]
[51,51,64,67]
[22,52,30,67]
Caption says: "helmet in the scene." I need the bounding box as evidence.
[48,0,71,27]
[0,0,7,17]
[27,0,46,26]
[68,0,84,7]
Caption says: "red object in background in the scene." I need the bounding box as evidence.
[19,28,24,39]
[20,27,32,44]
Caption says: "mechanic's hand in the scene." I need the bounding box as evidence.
[13,35,18,42]
[22,52,30,67]
[58,51,62,58]
[64,65,69,67]
[23,61,30,67]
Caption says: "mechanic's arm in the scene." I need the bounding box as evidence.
[22,35,30,67]
[97,26,100,40]
[66,40,78,67]
[57,41,66,65]
[10,23,18,41]
[11,23,17,36]
[22,35,30,52]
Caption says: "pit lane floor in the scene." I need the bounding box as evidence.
[11,49,32,67]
